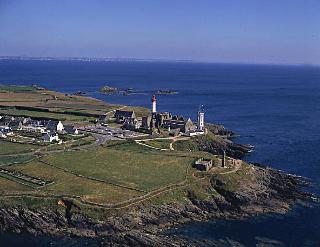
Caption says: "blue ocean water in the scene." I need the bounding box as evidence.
[0,60,320,246]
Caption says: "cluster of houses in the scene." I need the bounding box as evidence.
[0,115,79,142]
[113,110,204,136]
[113,95,205,136]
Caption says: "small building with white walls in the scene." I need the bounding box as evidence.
[42,132,60,142]
[46,120,64,133]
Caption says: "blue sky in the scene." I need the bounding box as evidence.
[0,0,319,64]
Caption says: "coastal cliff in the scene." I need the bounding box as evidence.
[0,84,316,246]
[0,163,314,246]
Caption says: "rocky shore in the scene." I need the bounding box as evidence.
[0,164,315,246]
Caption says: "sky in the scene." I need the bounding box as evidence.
[0,0,319,65]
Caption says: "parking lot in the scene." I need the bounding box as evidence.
[79,124,147,140]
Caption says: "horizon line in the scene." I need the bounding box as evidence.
[0,55,318,67]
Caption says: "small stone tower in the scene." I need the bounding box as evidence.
[222,150,226,168]
[198,105,205,131]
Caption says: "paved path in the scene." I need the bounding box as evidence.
[0,133,109,159]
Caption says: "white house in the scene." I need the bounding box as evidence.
[42,132,60,142]
[0,131,6,138]
[0,127,13,138]
[183,130,205,137]
[22,125,47,133]
[46,120,64,132]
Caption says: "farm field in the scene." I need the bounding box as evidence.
[0,84,148,121]
[0,140,208,206]
[143,139,172,149]
[41,141,195,191]
[6,161,142,204]
[0,155,35,166]
[0,108,94,122]
[0,141,39,155]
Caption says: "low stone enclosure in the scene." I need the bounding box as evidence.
[0,168,53,188]
[194,158,213,171]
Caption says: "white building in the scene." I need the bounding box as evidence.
[42,132,60,142]
[46,120,64,132]
[0,131,6,138]
[184,130,205,137]
[198,105,205,131]
[152,95,157,114]
[22,125,47,133]
[0,127,13,138]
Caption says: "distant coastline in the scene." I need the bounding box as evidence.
[0,56,318,67]
[0,56,192,63]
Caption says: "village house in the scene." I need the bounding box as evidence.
[122,118,141,131]
[8,119,23,131]
[0,130,6,138]
[162,117,197,134]
[154,112,172,127]
[0,115,15,125]
[64,125,79,135]
[42,132,60,142]
[114,110,136,124]
[184,129,205,137]
[96,115,109,125]
[46,120,64,132]
[24,119,42,127]
[21,125,47,133]
[141,116,151,130]
[0,127,13,138]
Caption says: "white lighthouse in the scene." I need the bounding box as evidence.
[152,95,157,114]
[198,105,205,131]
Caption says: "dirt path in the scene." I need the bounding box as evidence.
[0,129,244,210]
[219,159,242,175]
[135,136,190,151]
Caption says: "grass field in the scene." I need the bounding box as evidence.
[0,141,39,155]
[0,84,37,93]
[42,142,194,191]
[7,162,141,204]
[0,177,33,192]
[0,140,199,206]
[214,162,253,191]
[0,86,148,120]
[143,139,172,149]
[0,108,94,122]
[0,155,35,166]
[0,85,249,212]
[40,135,95,152]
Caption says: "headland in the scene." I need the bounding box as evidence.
[0,84,316,246]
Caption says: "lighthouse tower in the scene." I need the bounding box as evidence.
[198,105,205,131]
[151,95,157,114]
[150,95,157,131]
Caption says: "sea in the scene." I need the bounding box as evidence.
[0,60,319,246]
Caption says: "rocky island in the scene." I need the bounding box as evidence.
[156,89,178,95]
[0,84,316,246]
[100,85,119,94]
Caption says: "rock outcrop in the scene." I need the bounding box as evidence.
[0,166,315,246]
